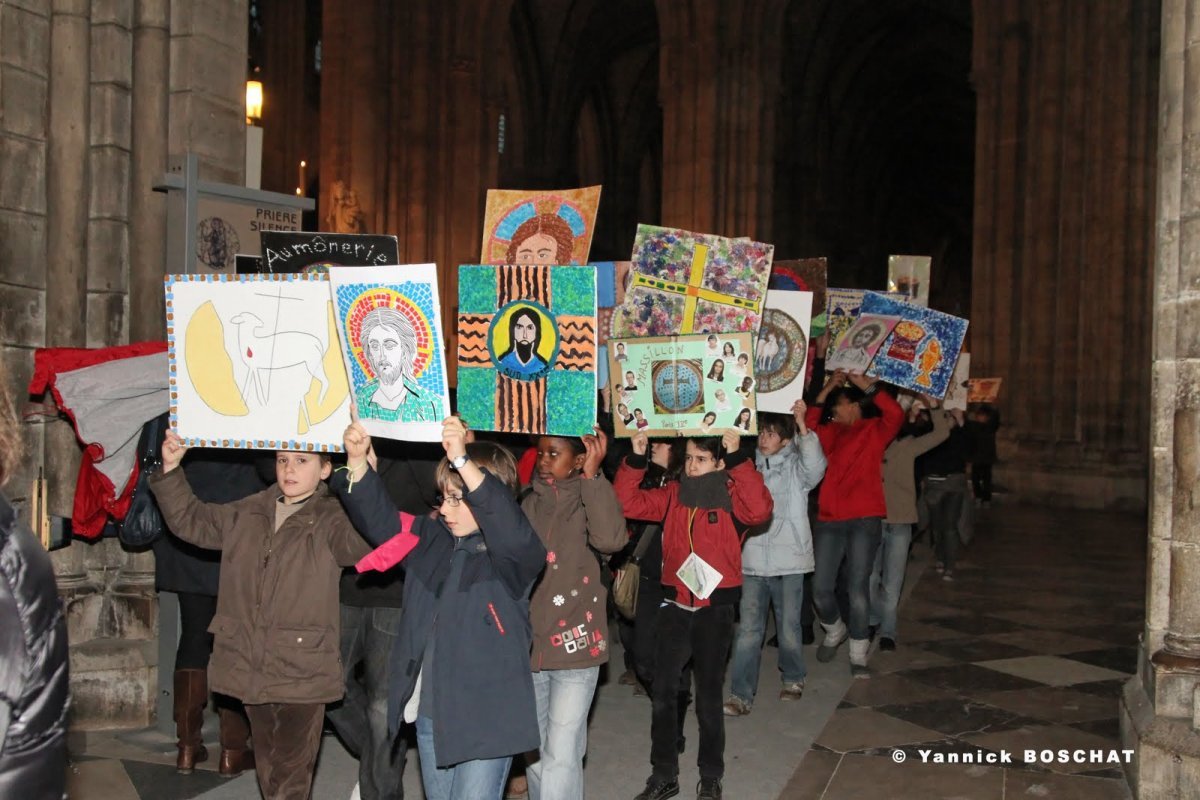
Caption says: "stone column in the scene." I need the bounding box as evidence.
[1123,0,1200,794]
[656,0,786,239]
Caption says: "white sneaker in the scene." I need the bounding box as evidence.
[349,782,361,800]
[849,638,871,677]
[816,618,848,662]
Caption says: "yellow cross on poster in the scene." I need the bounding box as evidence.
[628,244,759,334]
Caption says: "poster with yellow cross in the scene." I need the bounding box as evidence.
[609,225,774,339]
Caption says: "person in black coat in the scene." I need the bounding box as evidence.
[0,385,68,800]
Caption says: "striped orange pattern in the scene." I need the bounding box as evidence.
[555,316,596,371]
[458,314,491,366]
[497,374,547,433]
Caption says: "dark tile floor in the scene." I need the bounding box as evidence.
[780,503,1144,799]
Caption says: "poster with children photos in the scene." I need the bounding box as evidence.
[860,291,969,399]
[609,332,758,437]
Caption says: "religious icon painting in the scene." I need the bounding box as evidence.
[887,255,932,307]
[860,291,969,399]
[608,332,758,437]
[609,225,775,338]
[480,186,602,266]
[327,265,451,442]
[164,273,352,451]
[825,314,901,374]
[769,259,827,337]
[755,290,814,414]
[825,288,908,352]
[456,264,598,436]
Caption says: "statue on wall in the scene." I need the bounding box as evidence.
[326,180,366,234]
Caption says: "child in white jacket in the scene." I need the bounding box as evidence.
[724,400,827,715]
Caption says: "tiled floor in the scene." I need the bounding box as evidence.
[780,504,1144,799]
[67,503,1145,799]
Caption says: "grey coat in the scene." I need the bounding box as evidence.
[743,433,827,576]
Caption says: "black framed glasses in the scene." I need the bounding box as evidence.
[434,494,464,508]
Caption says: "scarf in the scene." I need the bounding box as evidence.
[677,471,733,513]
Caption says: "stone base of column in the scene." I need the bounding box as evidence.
[1121,643,1200,797]
[993,460,1145,511]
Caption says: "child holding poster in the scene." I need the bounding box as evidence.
[615,431,773,800]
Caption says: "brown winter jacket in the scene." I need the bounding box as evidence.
[522,474,627,671]
[150,467,371,704]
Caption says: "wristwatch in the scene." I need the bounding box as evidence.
[449,454,470,470]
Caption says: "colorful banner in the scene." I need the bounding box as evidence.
[770,258,827,337]
[328,265,451,442]
[755,290,813,414]
[861,291,969,399]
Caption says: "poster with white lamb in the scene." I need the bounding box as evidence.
[165,273,352,451]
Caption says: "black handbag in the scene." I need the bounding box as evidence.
[117,413,169,547]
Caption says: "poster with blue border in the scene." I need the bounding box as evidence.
[861,291,969,399]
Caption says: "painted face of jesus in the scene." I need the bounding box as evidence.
[515,232,559,265]
[367,324,404,386]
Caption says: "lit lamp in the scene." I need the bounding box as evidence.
[245,80,264,189]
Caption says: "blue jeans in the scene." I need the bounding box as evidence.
[812,518,883,640]
[868,523,912,640]
[326,605,405,800]
[729,574,808,703]
[415,716,511,800]
[527,666,600,800]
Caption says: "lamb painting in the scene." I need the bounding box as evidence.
[165,273,352,451]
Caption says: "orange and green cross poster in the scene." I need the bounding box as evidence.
[609,225,775,339]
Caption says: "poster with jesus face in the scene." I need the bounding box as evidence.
[328,265,451,442]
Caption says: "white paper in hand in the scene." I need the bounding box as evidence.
[676,552,724,600]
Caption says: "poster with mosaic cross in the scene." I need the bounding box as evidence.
[327,265,451,442]
[609,225,775,338]
[480,186,602,266]
[457,264,598,436]
[861,291,969,399]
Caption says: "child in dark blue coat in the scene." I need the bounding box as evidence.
[335,417,546,800]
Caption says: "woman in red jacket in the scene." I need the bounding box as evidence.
[805,371,904,676]
[616,430,772,800]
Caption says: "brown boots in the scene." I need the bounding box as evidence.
[217,706,255,777]
[173,669,209,773]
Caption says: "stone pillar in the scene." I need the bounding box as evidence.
[656,0,786,239]
[970,0,1159,511]
[1123,0,1200,794]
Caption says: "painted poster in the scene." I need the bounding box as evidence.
[594,261,629,346]
[887,255,932,307]
[825,314,901,374]
[457,264,598,436]
[610,225,774,338]
[770,258,827,337]
[860,291,969,399]
[968,377,1003,404]
[164,273,351,451]
[609,332,758,437]
[826,288,907,351]
[480,186,602,266]
[260,232,400,274]
[943,353,971,412]
[327,265,450,442]
[755,290,813,413]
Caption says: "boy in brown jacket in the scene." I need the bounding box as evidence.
[151,433,372,800]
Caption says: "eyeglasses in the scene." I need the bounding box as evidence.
[434,494,465,508]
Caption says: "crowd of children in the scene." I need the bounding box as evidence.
[149,361,1001,800]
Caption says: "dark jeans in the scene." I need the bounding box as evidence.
[971,463,993,502]
[245,702,325,800]
[650,603,735,782]
[812,518,883,640]
[633,578,691,750]
[177,591,217,670]
[925,474,968,572]
[326,605,406,800]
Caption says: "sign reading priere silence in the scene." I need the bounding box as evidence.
[165,187,980,450]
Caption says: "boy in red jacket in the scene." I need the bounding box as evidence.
[806,371,904,676]
[616,430,773,800]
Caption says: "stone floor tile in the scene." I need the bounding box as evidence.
[1060,647,1138,674]
[1070,679,1130,700]
[970,686,1119,724]
[122,759,230,800]
[1070,624,1142,646]
[819,752,1004,799]
[864,645,957,674]
[961,723,1124,774]
[842,673,948,708]
[1068,717,1122,741]
[925,614,1034,635]
[778,749,841,799]
[813,707,945,753]
[984,609,1107,630]
[900,663,1045,693]
[974,655,1129,687]
[976,629,1112,656]
[874,697,1043,737]
[918,636,1039,663]
[1003,767,1133,798]
[65,759,140,800]
[892,620,965,643]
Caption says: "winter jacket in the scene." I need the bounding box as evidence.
[965,407,1001,465]
[332,467,546,768]
[149,468,371,705]
[0,494,68,800]
[806,388,904,521]
[522,475,627,671]
[883,410,951,524]
[743,433,827,576]
[615,449,773,608]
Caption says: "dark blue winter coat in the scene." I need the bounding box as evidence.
[330,467,546,768]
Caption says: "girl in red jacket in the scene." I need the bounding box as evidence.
[805,370,904,676]
[615,430,773,800]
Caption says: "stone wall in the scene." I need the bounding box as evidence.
[0,0,247,729]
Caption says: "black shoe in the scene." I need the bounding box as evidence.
[880,636,896,652]
[634,776,680,800]
[802,627,815,645]
[697,778,723,799]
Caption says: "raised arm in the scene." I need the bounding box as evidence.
[578,427,627,554]
[909,396,953,457]
[148,433,238,550]
[721,429,773,526]
[613,432,671,523]
[332,422,405,547]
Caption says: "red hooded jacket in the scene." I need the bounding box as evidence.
[615,452,773,608]
[805,388,904,521]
